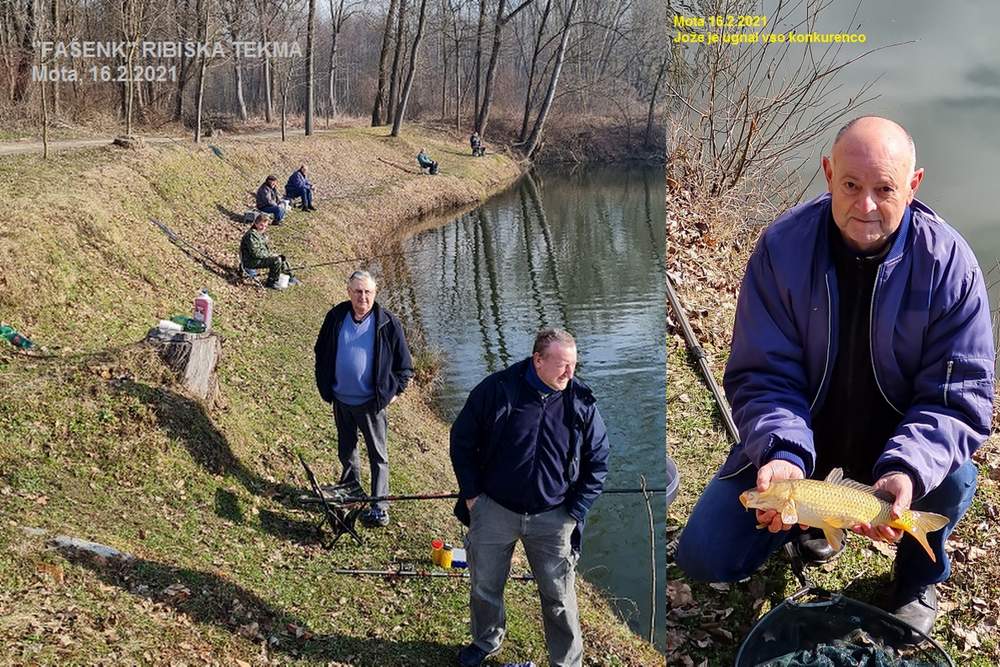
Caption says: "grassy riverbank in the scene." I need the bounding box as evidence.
[665,189,1000,665]
[0,126,663,665]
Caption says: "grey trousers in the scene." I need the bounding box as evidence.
[332,399,389,510]
[466,495,582,667]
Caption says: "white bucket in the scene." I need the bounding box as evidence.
[276,273,290,289]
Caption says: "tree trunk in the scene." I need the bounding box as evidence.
[473,0,486,119]
[193,0,209,142]
[438,0,447,120]
[386,0,408,124]
[259,5,273,123]
[51,0,60,116]
[644,55,666,147]
[304,0,315,135]
[390,0,428,137]
[474,0,505,136]
[523,0,576,158]
[12,0,35,103]
[518,0,549,142]
[40,76,48,159]
[370,0,398,126]
[173,0,191,121]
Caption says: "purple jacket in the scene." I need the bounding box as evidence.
[719,193,994,498]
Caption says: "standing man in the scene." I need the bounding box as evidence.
[676,116,994,637]
[450,329,610,667]
[314,270,414,527]
[256,174,286,224]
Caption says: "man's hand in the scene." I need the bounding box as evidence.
[851,472,913,543]
[755,459,805,533]
[465,496,478,511]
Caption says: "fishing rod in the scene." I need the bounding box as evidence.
[665,271,741,444]
[301,487,670,505]
[288,247,433,271]
[330,567,534,581]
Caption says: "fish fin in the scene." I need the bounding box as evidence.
[823,468,844,483]
[780,501,798,526]
[821,514,854,530]
[821,526,845,553]
[823,467,878,493]
[897,511,950,563]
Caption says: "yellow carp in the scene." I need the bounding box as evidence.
[739,468,949,562]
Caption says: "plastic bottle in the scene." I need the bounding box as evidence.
[0,324,33,350]
[440,544,454,569]
[193,289,214,331]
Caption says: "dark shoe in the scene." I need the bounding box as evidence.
[888,583,938,638]
[306,205,317,211]
[361,507,389,528]
[795,528,844,565]
[458,643,499,667]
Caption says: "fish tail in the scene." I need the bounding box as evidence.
[897,511,949,563]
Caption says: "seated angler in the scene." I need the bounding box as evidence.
[416,148,439,175]
[256,174,287,224]
[470,131,485,157]
[240,213,299,289]
[286,164,316,211]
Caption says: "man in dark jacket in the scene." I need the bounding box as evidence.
[450,329,610,667]
[285,165,316,211]
[314,270,413,527]
[676,116,995,637]
[240,213,295,289]
[256,175,286,224]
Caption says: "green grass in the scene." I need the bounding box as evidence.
[0,126,659,665]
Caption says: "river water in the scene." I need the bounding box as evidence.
[383,164,667,650]
[781,0,1000,295]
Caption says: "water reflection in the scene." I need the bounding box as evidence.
[382,164,668,649]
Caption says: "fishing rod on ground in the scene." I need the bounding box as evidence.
[329,565,534,581]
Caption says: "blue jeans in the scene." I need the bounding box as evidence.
[260,204,285,222]
[286,186,313,208]
[675,459,977,590]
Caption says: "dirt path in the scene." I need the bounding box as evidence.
[0,129,321,156]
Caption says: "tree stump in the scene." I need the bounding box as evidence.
[112,135,144,150]
[145,328,222,402]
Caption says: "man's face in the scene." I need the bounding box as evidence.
[348,277,376,317]
[533,342,577,391]
[823,130,924,254]
[267,178,277,189]
[254,217,269,232]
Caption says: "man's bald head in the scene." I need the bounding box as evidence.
[822,116,924,254]
[832,116,916,176]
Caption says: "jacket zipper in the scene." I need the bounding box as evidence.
[944,359,954,407]
[721,273,833,481]
[869,265,904,415]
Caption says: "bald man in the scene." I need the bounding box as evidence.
[675,117,994,637]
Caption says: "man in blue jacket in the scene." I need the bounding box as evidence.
[313,270,413,527]
[676,116,995,637]
[450,329,610,667]
[285,165,316,211]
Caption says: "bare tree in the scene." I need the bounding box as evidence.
[475,0,534,137]
[304,0,315,134]
[221,0,249,120]
[386,0,408,124]
[522,0,574,157]
[517,0,549,142]
[391,0,429,136]
[371,0,399,125]
[193,0,211,142]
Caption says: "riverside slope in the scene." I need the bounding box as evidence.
[0,125,663,665]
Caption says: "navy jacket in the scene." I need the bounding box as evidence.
[721,194,994,498]
[286,170,311,196]
[450,358,610,550]
[314,301,414,412]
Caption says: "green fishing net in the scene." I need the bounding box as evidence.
[736,590,953,667]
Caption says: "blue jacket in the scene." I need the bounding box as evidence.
[450,358,610,550]
[286,170,311,196]
[314,301,413,412]
[720,193,994,499]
